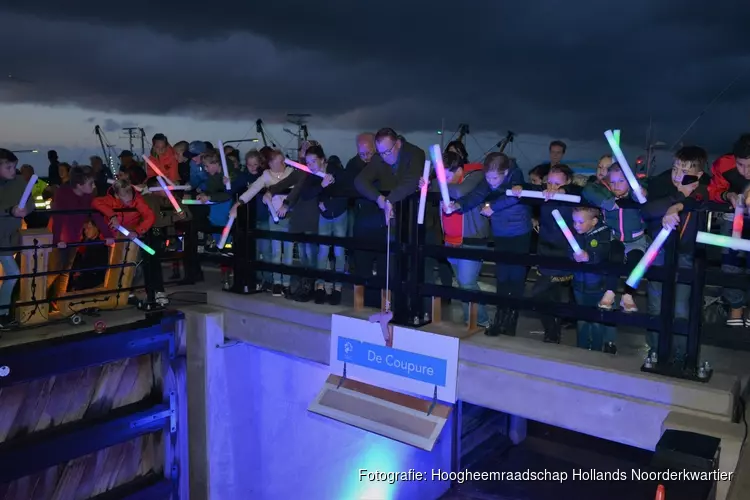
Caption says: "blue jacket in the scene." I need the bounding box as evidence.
[572,222,613,293]
[457,165,531,238]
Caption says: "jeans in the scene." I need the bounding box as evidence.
[209,201,232,245]
[573,289,616,350]
[144,231,165,301]
[494,233,531,299]
[646,252,693,358]
[448,244,489,326]
[47,246,77,298]
[0,255,19,315]
[296,233,317,269]
[270,216,293,287]
[720,218,750,309]
[316,212,348,291]
[255,219,273,284]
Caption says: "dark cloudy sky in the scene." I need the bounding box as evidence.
[1,0,749,167]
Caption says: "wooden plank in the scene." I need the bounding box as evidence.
[17,228,52,326]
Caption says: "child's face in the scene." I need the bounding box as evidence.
[572,211,598,234]
[0,161,17,180]
[671,160,701,188]
[246,156,261,174]
[117,188,134,205]
[597,157,613,180]
[736,157,750,180]
[608,170,630,197]
[529,173,543,186]
[153,140,168,156]
[305,154,326,174]
[269,154,285,171]
[77,178,95,195]
[84,221,99,240]
[485,169,507,189]
[546,172,568,190]
[205,159,221,175]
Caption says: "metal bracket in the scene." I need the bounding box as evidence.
[130,408,174,429]
[169,390,177,433]
[427,385,438,416]
[336,362,347,389]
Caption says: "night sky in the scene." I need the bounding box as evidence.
[1,1,748,168]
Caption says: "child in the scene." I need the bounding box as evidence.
[423,151,490,328]
[48,166,98,303]
[230,149,295,297]
[239,150,272,291]
[571,207,617,353]
[68,221,109,291]
[708,134,750,327]
[592,155,614,183]
[194,149,232,249]
[92,178,155,257]
[452,152,531,336]
[0,149,34,326]
[142,177,190,306]
[582,163,649,312]
[510,164,581,343]
[146,133,179,184]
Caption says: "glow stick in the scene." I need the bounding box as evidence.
[19,174,38,209]
[156,175,182,214]
[116,225,155,255]
[218,216,234,249]
[417,160,431,225]
[613,129,621,146]
[268,202,280,223]
[217,140,231,191]
[732,202,744,238]
[604,130,646,204]
[143,156,176,186]
[429,144,452,213]
[149,185,189,191]
[506,189,581,203]
[284,158,326,178]
[181,199,216,205]
[107,178,115,185]
[625,227,672,288]
[551,209,583,255]
[696,231,750,252]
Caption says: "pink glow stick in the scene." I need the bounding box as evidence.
[551,209,583,255]
[429,145,452,213]
[143,156,176,186]
[218,216,234,249]
[732,202,744,238]
[417,160,431,225]
[156,175,182,214]
[149,185,189,191]
[217,140,231,191]
[284,158,325,178]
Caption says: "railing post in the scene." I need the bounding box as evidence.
[656,234,678,366]
[230,202,253,294]
[391,196,428,327]
[181,218,199,284]
[685,211,707,375]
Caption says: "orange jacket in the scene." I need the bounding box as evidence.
[146,146,179,183]
[91,190,156,237]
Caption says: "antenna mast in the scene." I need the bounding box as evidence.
[285,113,311,159]
[121,127,144,155]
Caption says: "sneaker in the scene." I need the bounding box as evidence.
[329,290,342,305]
[261,281,273,293]
[0,314,16,330]
[620,294,638,313]
[727,318,745,327]
[314,288,327,304]
[155,292,169,306]
[598,290,616,310]
[282,286,292,299]
[603,342,618,355]
[272,284,283,297]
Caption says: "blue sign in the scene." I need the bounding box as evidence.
[337,336,447,386]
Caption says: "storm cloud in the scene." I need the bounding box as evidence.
[1,1,748,150]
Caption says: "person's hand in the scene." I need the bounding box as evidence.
[510,186,523,197]
[321,174,334,188]
[542,187,559,201]
[441,201,455,214]
[727,192,739,209]
[11,206,28,218]
[384,201,394,224]
[223,176,230,186]
[480,203,494,217]
[197,194,210,203]
[377,195,387,210]
[318,202,327,212]
[532,218,540,233]
[105,238,115,246]
[108,216,118,229]
[57,241,67,249]
[574,250,589,262]
[229,203,239,219]
[263,192,273,205]
[418,177,427,191]
[177,211,187,220]
[277,205,289,218]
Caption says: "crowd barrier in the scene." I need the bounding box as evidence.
[220,188,749,383]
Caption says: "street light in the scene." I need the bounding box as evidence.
[11,149,38,154]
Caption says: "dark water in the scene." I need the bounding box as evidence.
[440,422,713,500]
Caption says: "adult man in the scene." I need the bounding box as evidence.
[354,128,425,307]
[118,150,146,184]
[90,155,113,195]
[47,150,61,185]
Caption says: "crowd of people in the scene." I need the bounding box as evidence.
[0,129,748,359]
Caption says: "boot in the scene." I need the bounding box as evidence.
[503,309,519,336]
[294,278,314,302]
[485,308,508,337]
[543,316,561,344]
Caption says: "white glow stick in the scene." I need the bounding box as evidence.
[284,158,326,178]
[149,185,189,191]
[107,178,115,185]
[115,225,155,255]
[156,175,182,214]
[181,199,216,205]
[551,209,583,255]
[19,174,38,209]
[143,156,176,186]
[506,189,581,203]
[429,145,452,213]
[218,216,235,249]
[625,227,672,288]
[218,141,231,191]
[604,130,646,204]
[697,231,750,252]
[417,160,431,225]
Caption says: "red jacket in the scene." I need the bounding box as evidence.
[146,147,179,183]
[708,154,749,203]
[91,190,155,238]
[442,163,483,246]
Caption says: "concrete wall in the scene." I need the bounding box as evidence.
[186,307,452,500]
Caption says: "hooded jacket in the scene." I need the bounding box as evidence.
[707,154,750,204]
[429,165,489,245]
[91,189,155,238]
[582,180,647,243]
[146,147,179,183]
[0,175,35,256]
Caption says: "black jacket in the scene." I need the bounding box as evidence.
[573,222,613,293]
[354,141,426,204]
